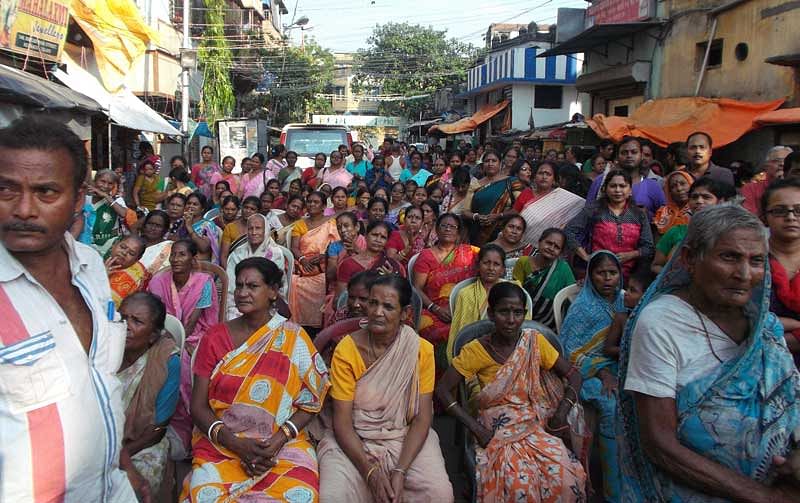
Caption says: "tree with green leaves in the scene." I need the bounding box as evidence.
[353,23,479,120]
[198,0,235,126]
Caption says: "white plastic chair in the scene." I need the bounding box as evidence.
[163,314,185,354]
[203,208,220,221]
[553,283,580,334]
[277,245,295,298]
[449,277,534,320]
[407,252,421,280]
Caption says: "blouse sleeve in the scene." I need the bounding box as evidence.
[537,334,560,371]
[413,249,435,275]
[292,327,330,413]
[513,188,533,213]
[292,219,308,238]
[636,210,655,259]
[512,256,531,283]
[329,336,361,401]
[193,324,230,378]
[419,339,435,395]
[451,340,485,381]
[564,205,592,251]
[153,353,181,424]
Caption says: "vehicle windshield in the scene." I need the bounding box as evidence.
[285,128,347,156]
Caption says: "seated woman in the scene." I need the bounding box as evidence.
[325,186,350,217]
[618,204,800,502]
[386,206,426,266]
[318,276,453,502]
[490,215,532,280]
[185,258,330,501]
[764,178,800,358]
[220,196,261,268]
[565,170,654,278]
[330,270,379,325]
[414,213,480,369]
[276,195,305,245]
[513,160,585,246]
[446,244,513,362]
[335,221,404,297]
[441,168,477,216]
[560,251,625,502]
[148,239,219,454]
[106,235,149,307]
[289,191,340,330]
[81,169,134,256]
[651,177,736,274]
[118,293,180,499]
[419,198,439,245]
[386,182,411,227]
[226,214,286,320]
[463,151,524,246]
[436,283,587,502]
[326,212,359,290]
[652,170,693,236]
[213,195,240,230]
[138,210,173,276]
[512,228,576,330]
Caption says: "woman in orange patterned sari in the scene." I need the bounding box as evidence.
[184,257,330,502]
[413,213,479,369]
[437,283,587,502]
[106,235,150,307]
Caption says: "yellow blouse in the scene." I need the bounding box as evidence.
[329,334,435,401]
[222,221,244,247]
[452,336,559,388]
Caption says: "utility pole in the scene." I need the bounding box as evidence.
[180,0,191,153]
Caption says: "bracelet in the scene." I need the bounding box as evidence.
[210,422,225,444]
[207,420,224,441]
[285,419,299,439]
[472,213,478,221]
[390,467,407,477]
[445,400,458,411]
[280,424,293,441]
[427,302,436,311]
[365,465,379,484]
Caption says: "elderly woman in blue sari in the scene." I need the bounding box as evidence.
[177,192,222,264]
[618,204,800,503]
[463,151,524,246]
[560,250,625,502]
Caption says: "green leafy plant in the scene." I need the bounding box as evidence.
[198,0,235,125]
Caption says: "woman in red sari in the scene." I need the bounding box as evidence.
[335,221,405,296]
[413,213,479,368]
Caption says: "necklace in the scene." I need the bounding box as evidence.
[691,304,724,363]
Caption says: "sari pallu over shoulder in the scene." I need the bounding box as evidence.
[618,253,800,502]
[470,177,523,245]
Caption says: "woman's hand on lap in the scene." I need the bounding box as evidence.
[368,469,395,503]
[231,437,275,476]
[389,470,405,503]
[475,424,494,449]
[434,305,452,323]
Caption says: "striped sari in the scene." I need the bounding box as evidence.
[183,316,330,502]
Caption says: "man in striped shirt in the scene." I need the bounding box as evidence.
[0,117,141,502]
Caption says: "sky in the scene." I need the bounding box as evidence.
[287,0,588,52]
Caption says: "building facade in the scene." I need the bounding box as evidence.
[327,53,380,115]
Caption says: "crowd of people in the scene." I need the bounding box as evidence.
[3,113,800,503]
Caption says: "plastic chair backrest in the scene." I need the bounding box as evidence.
[198,261,228,323]
[410,287,423,330]
[203,208,220,221]
[407,252,420,280]
[553,283,580,334]
[454,319,563,357]
[163,314,185,353]
[449,277,477,318]
[277,245,295,298]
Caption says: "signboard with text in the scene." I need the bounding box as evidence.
[586,0,653,26]
[312,115,405,127]
[0,0,70,61]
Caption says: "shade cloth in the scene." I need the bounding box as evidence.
[586,97,784,148]
[753,107,800,127]
[429,100,510,135]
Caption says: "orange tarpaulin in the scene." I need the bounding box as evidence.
[754,107,800,127]
[429,100,510,135]
[586,97,785,148]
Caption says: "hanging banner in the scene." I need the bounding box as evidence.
[0,0,70,61]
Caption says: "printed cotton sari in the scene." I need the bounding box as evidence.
[517,188,585,246]
[140,240,173,276]
[289,218,340,328]
[560,251,624,502]
[653,171,692,235]
[515,255,576,330]
[183,317,330,502]
[618,248,800,502]
[474,329,587,502]
[191,162,221,199]
[470,176,523,245]
[109,261,149,308]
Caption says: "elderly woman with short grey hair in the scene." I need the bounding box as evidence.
[617,204,800,502]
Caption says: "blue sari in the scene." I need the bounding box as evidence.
[560,250,624,502]
[618,247,800,502]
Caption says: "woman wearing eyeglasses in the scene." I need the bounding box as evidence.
[764,178,800,359]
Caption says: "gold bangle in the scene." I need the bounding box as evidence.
[280,424,292,441]
[445,400,458,411]
[365,465,379,484]
[211,422,225,444]
[390,467,407,477]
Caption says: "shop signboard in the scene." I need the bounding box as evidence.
[0,0,70,61]
[586,0,654,27]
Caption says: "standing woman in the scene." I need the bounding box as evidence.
[322,150,354,190]
[513,160,585,246]
[289,191,340,330]
[278,150,301,192]
[509,159,534,188]
[400,151,433,186]
[148,239,220,454]
[185,258,329,501]
[441,168,474,216]
[191,145,221,199]
[653,170,693,236]
[265,144,287,180]
[335,221,405,296]
[210,156,240,196]
[464,151,523,246]
[426,157,448,190]
[302,152,327,190]
[386,182,411,226]
[325,186,349,217]
[138,210,173,276]
[512,228,576,330]
[275,195,305,245]
[414,214,479,369]
[220,196,260,268]
[500,147,520,175]
[239,152,268,199]
[764,178,800,357]
[560,251,624,502]
[318,276,453,502]
[565,169,654,278]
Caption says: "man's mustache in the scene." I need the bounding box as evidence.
[1,221,47,233]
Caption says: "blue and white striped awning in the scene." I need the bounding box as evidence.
[465,47,580,96]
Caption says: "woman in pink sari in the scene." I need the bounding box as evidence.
[148,239,220,452]
[289,191,340,329]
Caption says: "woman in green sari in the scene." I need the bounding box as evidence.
[463,151,523,246]
[512,228,576,331]
[80,169,133,256]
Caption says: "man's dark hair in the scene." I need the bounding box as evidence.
[0,116,87,192]
[686,131,713,148]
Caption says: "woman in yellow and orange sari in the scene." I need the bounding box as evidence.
[289,191,340,329]
[184,257,330,502]
[106,235,150,307]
